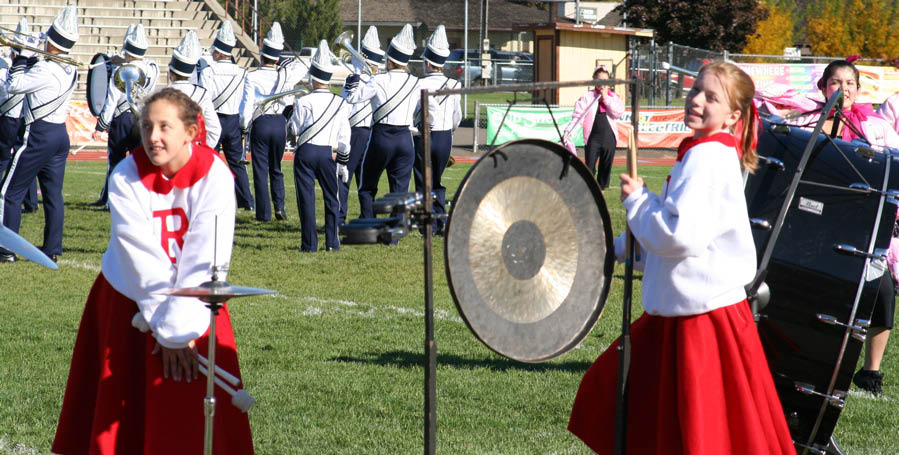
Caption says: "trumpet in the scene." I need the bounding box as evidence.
[333,31,374,76]
[255,80,313,110]
[0,25,80,67]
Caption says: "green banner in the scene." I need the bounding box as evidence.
[486,106,584,147]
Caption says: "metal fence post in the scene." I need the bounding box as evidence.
[473,101,480,155]
[665,41,672,105]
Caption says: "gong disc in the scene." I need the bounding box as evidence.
[445,139,614,363]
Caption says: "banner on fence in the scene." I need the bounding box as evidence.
[739,63,899,104]
[66,100,101,146]
[486,106,691,149]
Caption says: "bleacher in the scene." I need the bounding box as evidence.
[0,0,256,95]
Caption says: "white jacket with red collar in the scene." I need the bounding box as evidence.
[101,144,236,348]
[562,88,624,154]
[618,132,756,317]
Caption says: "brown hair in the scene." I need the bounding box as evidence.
[817,60,860,92]
[696,61,759,173]
[140,87,201,129]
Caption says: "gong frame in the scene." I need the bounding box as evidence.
[418,78,641,455]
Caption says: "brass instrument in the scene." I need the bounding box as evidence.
[113,63,147,115]
[333,30,374,76]
[254,80,313,110]
[0,25,80,67]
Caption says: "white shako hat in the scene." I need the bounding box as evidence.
[386,23,415,66]
[360,26,384,66]
[12,18,30,48]
[261,22,284,61]
[46,5,79,53]
[213,20,237,56]
[309,40,334,85]
[124,24,148,58]
[170,30,200,77]
[422,25,450,68]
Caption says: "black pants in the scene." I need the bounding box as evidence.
[585,131,616,189]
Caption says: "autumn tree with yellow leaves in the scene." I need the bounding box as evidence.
[743,0,794,56]
[805,0,899,58]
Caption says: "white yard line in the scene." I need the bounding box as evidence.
[263,292,464,323]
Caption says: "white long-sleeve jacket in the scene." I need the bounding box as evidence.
[101,144,236,348]
[289,89,351,163]
[620,133,756,316]
[6,57,77,124]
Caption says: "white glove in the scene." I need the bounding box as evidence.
[336,163,349,183]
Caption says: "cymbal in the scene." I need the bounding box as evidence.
[445,139,614,363]
[0,225,58,270]
[156,280,275,303]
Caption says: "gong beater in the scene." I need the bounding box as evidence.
[445,139,615,363]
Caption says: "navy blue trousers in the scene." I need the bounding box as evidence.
[358,124,414,218]
[98,112,139,204]
[293,143,339,251]
[216,113,254,210]
[0,116,37,211]
[413,130,453,232]
[0,120,69,256]
[338,126,370,224]
[249,114,286,221]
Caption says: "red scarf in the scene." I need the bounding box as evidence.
[133,143,219,194]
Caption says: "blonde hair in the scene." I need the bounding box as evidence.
[697,61,759,173]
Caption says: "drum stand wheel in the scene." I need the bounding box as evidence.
[825,435,845,455]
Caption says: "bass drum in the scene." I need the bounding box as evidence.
[445,139,615,363]
[746,119,899,453]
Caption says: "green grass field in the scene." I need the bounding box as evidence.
[0,160,897,454]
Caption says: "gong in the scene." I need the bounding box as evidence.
[445,139,615,363]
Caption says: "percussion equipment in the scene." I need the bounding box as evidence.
[154,261,275,455]
[746,118,899,454]
[86,53,111,116]
[340,192,424,245]
[444,139,615,362]
[0,225,58,269]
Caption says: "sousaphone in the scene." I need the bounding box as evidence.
[445,139,615,363]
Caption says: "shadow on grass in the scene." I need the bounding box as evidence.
[330,349,592,373]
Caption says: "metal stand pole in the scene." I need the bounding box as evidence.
[421,90,437,455]
[203,302,221,455]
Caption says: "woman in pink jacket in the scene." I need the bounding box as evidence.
[562,65,624,189]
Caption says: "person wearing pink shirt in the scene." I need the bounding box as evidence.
[562,65,624,189]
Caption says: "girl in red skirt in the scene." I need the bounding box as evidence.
[569,62,795,455]
[52,88,253,454]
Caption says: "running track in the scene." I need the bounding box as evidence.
[67,150,677,167]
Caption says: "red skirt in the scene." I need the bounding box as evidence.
[52,273,254,455]
[569,300,795,455]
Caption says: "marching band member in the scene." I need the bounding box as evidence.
[338,25,383,225]
[91,24,160,208]
[412,25,461,235]
[240,22,302,222]
[200,21,254,211]
[168,31,221,148]
[344,24,420,219]
[289,41,350,252]
[52,87,253,455]
[0,6,79,263]
[0,19,39,214]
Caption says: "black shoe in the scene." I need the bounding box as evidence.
[0,253,16,263]
[88,199,107,207]
[239,159,250,165]
[325,246,339,252]
[22,206,38,213]
[853,369,884,395]
[275,209,287,221]
[47,254,57,263]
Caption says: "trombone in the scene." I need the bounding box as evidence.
[0,25,80,67]
[333,30,374,76]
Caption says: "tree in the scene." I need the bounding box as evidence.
[617,0,768,51]
[742,0,795,56]
[261,0,341,51]
[805,0,899,58]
